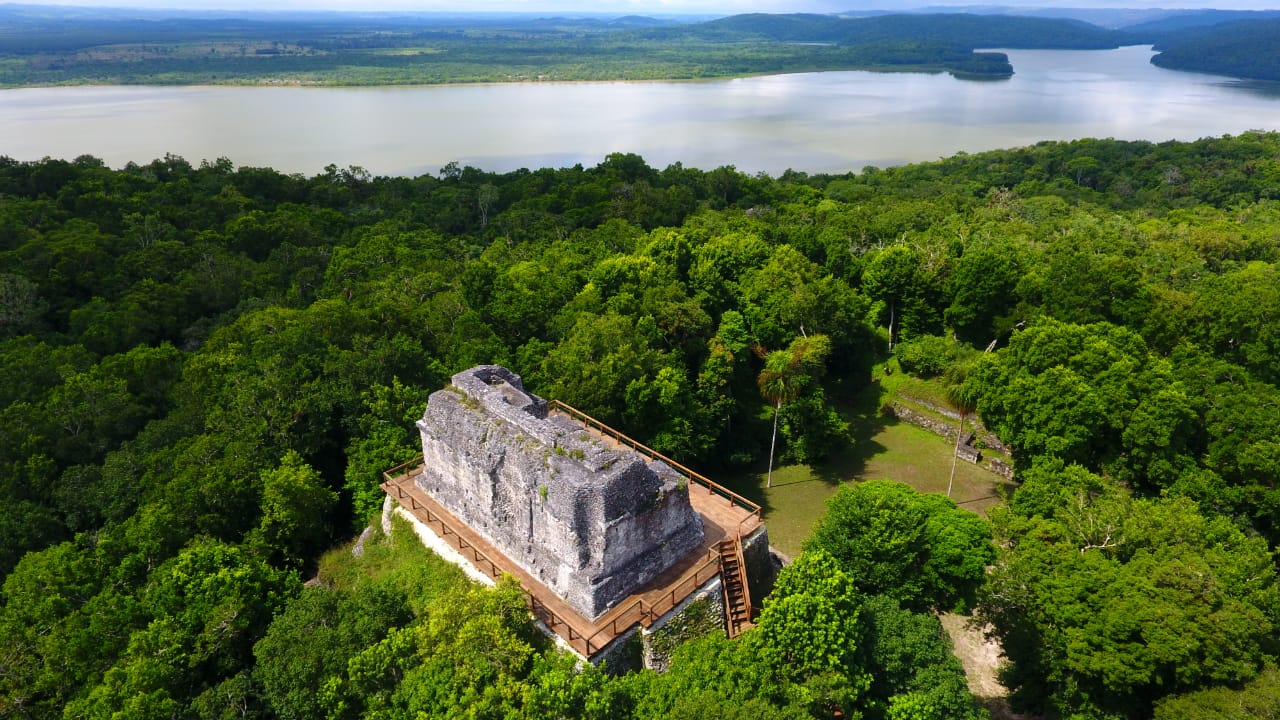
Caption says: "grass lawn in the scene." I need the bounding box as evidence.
[720,379,1016,557]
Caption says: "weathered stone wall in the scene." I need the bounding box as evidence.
[884,397,1010,455]
[882,401,1015,481]
[416,365,704,619]
[640,581,726,672]
[740,526,777,608]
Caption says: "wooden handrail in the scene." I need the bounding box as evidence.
[383,457,424,485]
[380,394,766,655]
[381,476,599,656]
[582,546,722,651]
[548,399,763,537]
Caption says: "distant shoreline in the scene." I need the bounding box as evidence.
[0,61,1015,92]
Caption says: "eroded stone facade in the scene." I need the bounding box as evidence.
[416,365,705,619]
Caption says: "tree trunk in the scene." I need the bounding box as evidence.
[947,411,965,498]
[887,301,896,351]
[767,399,781,489]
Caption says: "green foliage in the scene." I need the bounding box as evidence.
[982,475,1280,717]
[1154,664,1280,720]
[965,319,1178,476]
[758,333,844,476]
[3,131,1280,718]
[861,596,987,720]
[893,334,970,378]
[250,450,339,567]
[753,549,868,685]
[1152,19,1280,82]
[314,516,466,617]
[629,550,873,720]
[862,244,942,346]
[944,241,1025,345]
[805,481,995,611]
[343,379,432,524]
[65,538,300,719]
[254,584,410,720]
[332,578,549,718]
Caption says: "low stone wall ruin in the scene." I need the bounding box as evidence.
[882,401,1015,481]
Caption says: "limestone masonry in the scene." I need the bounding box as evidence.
[416,365,705,619]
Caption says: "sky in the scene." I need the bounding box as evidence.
[3,0,1277,12]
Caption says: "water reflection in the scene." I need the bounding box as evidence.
[2,46,1278,176]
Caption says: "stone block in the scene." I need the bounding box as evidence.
[416,365,705,619]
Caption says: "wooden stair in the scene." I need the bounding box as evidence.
[718,538,753,638]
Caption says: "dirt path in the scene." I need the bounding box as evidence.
[939,613,1034,720]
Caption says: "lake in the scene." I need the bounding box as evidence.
[3,45,1279,177]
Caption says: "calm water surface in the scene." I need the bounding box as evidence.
[3,46,1278,176]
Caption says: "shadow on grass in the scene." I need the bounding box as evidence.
[953,477,1020,518]
[812,379,895,486]
[712,378,1014,555]
[715,380,897,547]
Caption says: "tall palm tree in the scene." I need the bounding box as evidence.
[758,349,803,489]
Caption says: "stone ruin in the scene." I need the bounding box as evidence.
[416,365,705,619]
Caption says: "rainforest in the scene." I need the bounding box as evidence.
[2,131,1280,719]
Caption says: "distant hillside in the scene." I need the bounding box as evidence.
[1122,9,1280,35]
[842,6,1175,30]
[655,13,1128,50]
[1150,18,1280,82]
[842,14,1126,49]
[663,13,849,41]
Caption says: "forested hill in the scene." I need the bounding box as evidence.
[4,133,1280,718]
[1147,18,1280,82]
[0,8,1156,86]
[4,5,1279,86]
[660,12,1129,49]
[1122,8,1280,34]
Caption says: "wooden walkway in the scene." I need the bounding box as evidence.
[381,403,762,658]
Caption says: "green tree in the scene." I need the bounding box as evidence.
[249,450,338,568]
[750,549,870,709]
[860,596,987,720]
[68,539,299,719]
[1154,664,1280,720]
[255,584,409,720]
[943,243,1024,345]
[333,578,547,719]
[806,481,994,611]
[862,244,936,349]
[757,334,830,487]
[981,477,1280,718]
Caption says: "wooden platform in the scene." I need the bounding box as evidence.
[381,405,761,658]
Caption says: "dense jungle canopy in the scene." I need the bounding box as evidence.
[2,132,1280,719]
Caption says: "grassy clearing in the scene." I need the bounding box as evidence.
[721,378,1015,557]
[877,358,957,409]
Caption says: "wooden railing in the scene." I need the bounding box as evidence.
[382,477,601,656]
[382,457,425,486]
[583,546,723,651]
[382,397,765,655]
[548,399,763,537]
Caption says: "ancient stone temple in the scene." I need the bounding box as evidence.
[382,364,772,666]
[415,365,706,619]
